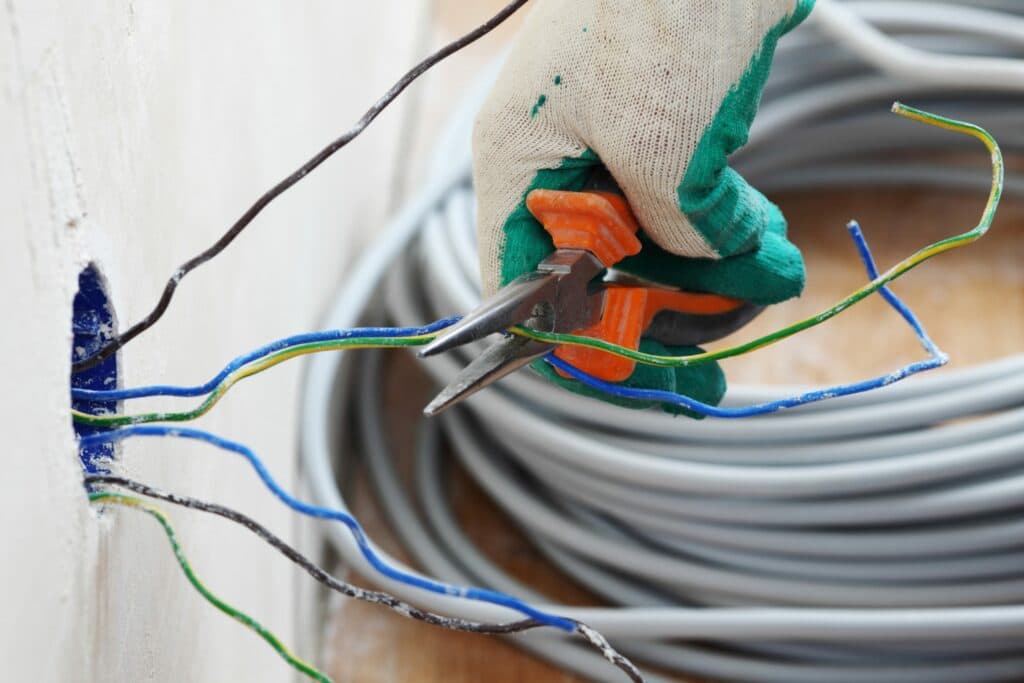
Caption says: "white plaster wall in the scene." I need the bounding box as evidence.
[1,2,425,681]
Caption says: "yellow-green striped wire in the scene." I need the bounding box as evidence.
[89,492,332,683]
[511,105,1002,367]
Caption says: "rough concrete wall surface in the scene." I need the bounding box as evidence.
[1,2,420,681]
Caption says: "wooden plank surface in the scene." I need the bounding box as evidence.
[323,2,1023,680]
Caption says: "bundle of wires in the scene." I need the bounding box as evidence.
[74,173,976,683]
[300,2,1024,681]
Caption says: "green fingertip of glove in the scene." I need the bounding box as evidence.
[676,3,812,261]
[656,0,812,303]
[531,339,726,419]
[617,200,805,305]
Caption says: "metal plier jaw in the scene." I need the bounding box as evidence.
[417,249,605,416]
[422,249,605,359]
[419,168,763,416]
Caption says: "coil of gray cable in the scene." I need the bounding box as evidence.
[301,2,1024,681]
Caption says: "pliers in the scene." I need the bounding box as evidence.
[419,168,763,416]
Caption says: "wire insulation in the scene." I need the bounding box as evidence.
[79,426,575,631]
[72,335,440,427]
[84,475,644,683]
[88,492,331,683]
[70,0,531,373]
[515,104,1001,369]
[543,221,948,415]
[71,319,458,402]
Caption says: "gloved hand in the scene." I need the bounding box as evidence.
[473,0,814,414]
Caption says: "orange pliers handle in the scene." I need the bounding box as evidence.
[526,188,744,382]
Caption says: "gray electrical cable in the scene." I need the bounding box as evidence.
[301,2,1024,681]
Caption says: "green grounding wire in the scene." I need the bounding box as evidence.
[89,492,332,683]
[513,105,1003,368]
[72,336,433,428]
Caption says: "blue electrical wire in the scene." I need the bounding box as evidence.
[546,354,946,417]
[77,425,576,632]
[546,221,949,417]
[846,221,941,356]
[71,318,461,402]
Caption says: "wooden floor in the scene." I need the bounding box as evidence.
[323,3,1024,681]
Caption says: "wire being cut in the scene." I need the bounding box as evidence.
[71,321,457,427]
[71,319,458,402]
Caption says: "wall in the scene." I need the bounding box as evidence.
[0,2,423,681]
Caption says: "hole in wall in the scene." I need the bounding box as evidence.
[71,264,119,475]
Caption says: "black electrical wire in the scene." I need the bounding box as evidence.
[71,0,532,374]
[84,474,643,683]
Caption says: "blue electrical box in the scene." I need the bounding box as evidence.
[71,265,119,475]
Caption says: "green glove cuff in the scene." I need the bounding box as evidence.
[531,340,726,419]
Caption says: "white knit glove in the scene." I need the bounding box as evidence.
[472,0,814,304]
